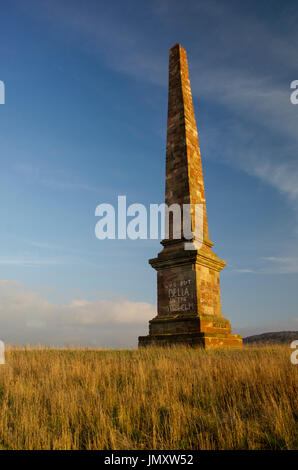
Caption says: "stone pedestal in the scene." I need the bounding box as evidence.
[139,241,242,349]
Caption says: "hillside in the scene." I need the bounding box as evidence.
[244,331,298,345]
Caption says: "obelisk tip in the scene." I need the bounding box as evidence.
[170,43,186,53]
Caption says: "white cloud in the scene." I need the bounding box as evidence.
[0,280,295,347]
[67,298,156,326]
[0,281,155,347]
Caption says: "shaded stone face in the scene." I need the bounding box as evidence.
[138,44,242,349]
[157,266,197,317]
[157,264,222,318]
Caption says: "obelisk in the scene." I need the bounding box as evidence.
[139,44,242,348]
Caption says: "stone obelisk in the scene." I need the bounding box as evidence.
[138,44,242,348]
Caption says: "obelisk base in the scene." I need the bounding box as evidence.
[138,331,242,349]
[138,315,242,349]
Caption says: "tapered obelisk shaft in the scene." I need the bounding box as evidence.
[165,44,211,245]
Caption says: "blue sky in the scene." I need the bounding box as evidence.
[0,0,297,347]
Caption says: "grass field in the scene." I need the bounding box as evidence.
[0,345,297,450]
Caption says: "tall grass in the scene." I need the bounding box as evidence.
[0,345,296,450]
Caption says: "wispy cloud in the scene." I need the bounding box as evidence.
[253,162,298,202]
[26,0,298,209]
[262,257,298,275]
[22,239,99,257]
[0,257,66,266]
[231,269,256,274]
[13,163,99,192]
[229,257,298,275]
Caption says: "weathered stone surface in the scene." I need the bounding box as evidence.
[139,332,242,349]
[138,44,242,349]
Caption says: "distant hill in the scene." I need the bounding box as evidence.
[243,331,298,345]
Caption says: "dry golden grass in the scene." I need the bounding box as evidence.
[0,345,297,450]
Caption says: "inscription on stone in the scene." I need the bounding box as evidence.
[164,279,194,313]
